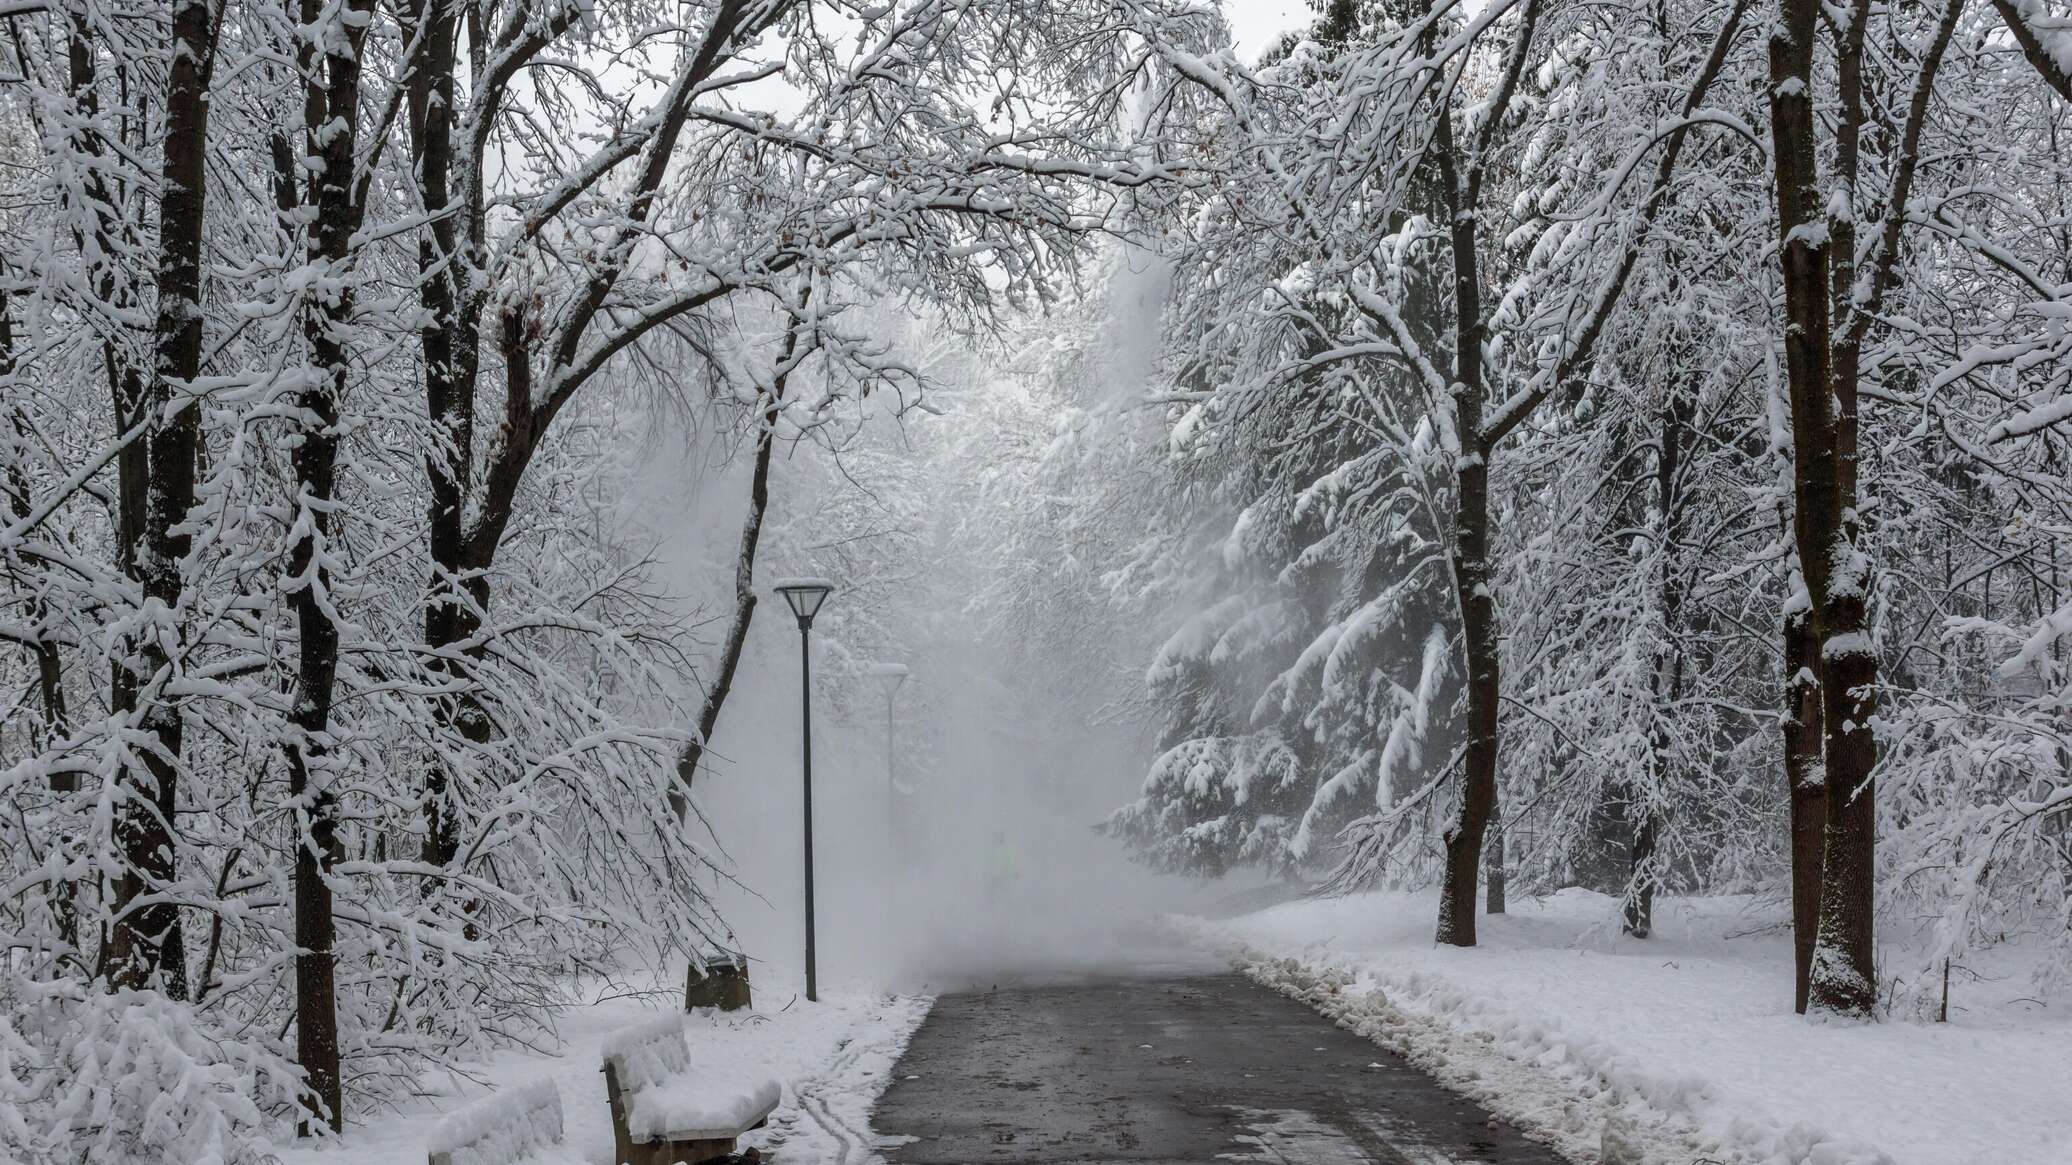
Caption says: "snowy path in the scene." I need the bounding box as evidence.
[872,974,1566,1164]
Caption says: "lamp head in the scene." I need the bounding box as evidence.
[867,661,909,697]
[773,578,835,627]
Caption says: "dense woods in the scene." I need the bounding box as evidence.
[1098,0,2072,1019]
[3,0,2072,1158]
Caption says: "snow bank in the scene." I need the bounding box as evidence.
[266,973,930,1165]
[425,1078,575,1165]
[1192,889,2069,1165]
[746,992,933,1164]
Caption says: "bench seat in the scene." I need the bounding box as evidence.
[602,1016,781,1165]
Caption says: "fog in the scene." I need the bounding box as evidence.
[688,661,1238,996]
[663,516,1244,994]
[625,281,1265,998]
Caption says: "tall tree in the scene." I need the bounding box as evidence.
[103,0,217,997]
[278,0,380,1127]
[1765,0,1963,1016]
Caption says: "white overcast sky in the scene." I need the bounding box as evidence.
[1221,0,1314,59]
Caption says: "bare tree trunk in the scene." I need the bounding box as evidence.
[1484,803,1507,915]
[282,0,376,1128]
[402,0,477,876]
[1435,203,1500,946]
[406,0,792,865]
[1767,0,1876,1016]
[71,21,155,905]
[1424,0,1543,948]
[1628,389,1690,938]
[105,0,214,997]
[667,420,771,820]
[2,289,79,951]
[1622,815,1659,936]
[670,353,800,817]
[1423,0,1738,946]
[1783,608,1825,1011]
[1767,0,1961,1017]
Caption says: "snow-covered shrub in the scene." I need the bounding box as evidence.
[0,983,297,1165]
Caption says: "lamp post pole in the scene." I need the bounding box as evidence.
[798,618,817,1003]
[775,580,834,1003]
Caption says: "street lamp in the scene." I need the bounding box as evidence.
[775,578,834,1002]
[866,663,910,856]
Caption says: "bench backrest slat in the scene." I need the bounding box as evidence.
[425,1078,563,1165]
[599,1015,692,1093]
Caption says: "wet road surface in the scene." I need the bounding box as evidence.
[871,974,1568,1164]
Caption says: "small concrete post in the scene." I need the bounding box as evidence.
[685,952,752,1012]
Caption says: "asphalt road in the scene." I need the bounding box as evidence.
[871,974,1568,1165]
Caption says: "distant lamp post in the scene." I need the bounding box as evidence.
[775,578,834,1002]
[867,663,910,852]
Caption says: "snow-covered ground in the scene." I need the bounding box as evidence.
[1189,889,2068,1165]
[272,974,929,1165]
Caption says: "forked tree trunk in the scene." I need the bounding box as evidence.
[1767,0,1960,1017]
[105,0,214,997]
[1766,0,1871,1015]
[1424,1,1538,948]
[1424,0,1741,946]
[405,0,784,870]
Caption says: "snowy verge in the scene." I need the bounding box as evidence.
[1187,889,2069,1165]
[747,993,932,1165]
[271,978,930,1165]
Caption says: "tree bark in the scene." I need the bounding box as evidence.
[105,0,214,997]
[1484,803,1507,915]
[1424,0,1543,947]
[1767,0,1865,1014]
[402,0,478,877]
[283,0,376,1129]
[1783,607,1825,1012]
[64,10,156,970]
[1433,88,1499,944]
[1993,0,2072,101]
[1766,0,1962,1017]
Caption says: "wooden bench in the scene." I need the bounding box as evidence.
[602,1016,781,1165]
[426,1078,581,1165]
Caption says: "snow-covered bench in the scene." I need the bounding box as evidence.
[601,1016,781,1165]
[426,1078,580,1165]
